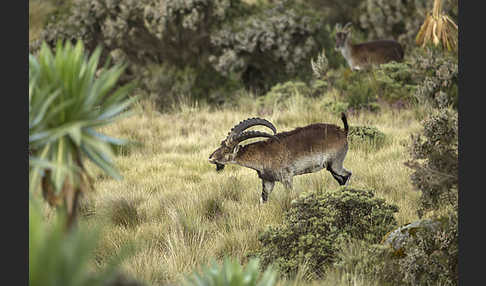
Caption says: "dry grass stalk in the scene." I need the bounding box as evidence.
[416,0,458,51]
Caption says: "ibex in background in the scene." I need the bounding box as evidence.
[335,22,404,71]
[208,115,352,203]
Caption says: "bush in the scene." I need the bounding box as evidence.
[257,81,311,112]
[331,213,458,285]
[411,48,458,109]
[348,125,386,150]
[210,1,329,93]
[257,188,399,279]
[32,0,336,104]
[182,257,277,286]
[405,108,458,217]
[398,212,458,286]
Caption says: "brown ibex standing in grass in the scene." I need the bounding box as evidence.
[208,115,352,203]
[335,22,404,71]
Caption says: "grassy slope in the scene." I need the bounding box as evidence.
[78,96,423,285]
[30,2,427,284]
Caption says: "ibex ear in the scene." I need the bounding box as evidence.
[335,23,342,32]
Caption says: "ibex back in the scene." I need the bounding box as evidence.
[209,114,352,203]
[335,22,404,71]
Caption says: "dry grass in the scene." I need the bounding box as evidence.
[76,94,424,285]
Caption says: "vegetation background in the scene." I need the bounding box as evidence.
[29,0,458,285]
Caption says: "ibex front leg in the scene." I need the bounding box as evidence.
[260,180,275,204]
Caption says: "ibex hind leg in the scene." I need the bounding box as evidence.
[328,156,352,186]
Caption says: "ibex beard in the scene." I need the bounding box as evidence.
[209,114,352,204]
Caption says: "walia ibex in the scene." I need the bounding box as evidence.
[335,22,404,71]
[208,115,352,203]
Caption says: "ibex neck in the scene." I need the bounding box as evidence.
[234,144,265,172]
[339,38,355,68]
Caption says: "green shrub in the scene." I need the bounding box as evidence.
[257,81,311,111]
[411,49,458,109]
[257,188,399,279]
[332,212,458,286]
[210,1,328,93]
[405,108,458,217]
[182,257,277,286]
[348,125,386,150]
[32,0,335,103]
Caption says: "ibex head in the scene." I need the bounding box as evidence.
[208,118,279,171]
[334,22,353,50]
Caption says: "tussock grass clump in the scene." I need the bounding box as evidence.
[109,198,145,229]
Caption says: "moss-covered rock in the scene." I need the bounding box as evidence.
[382,219,440,257]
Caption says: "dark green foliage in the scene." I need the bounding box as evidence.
[329,69,381,112]
[257,81,311,111]
[411,49,458,109]
[32,0,335,104]
[348,125,386,150]
[210,1,327,93]
[257,188,399,279]
[405,108,458,217]
[373,62,417,103]
[183,257,277,286]
[332,213,458,285]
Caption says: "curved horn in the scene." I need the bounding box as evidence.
[231,130,280,146]
[343,22,353,31]
[225,118,277,143]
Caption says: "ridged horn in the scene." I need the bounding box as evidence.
[225,118,277,144]
[343,22,353,32]
[231,130,280,146]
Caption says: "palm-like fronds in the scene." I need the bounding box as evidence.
[416,0,458,51]
[29,40,136,227]
[183,257,277,286]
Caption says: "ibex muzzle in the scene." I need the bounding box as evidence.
[209,114,352,203]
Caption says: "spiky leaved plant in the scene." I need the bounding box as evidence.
[183,257,277,286]
[29,40,137,230]
[416,0,458,51]
[29,199,129,286]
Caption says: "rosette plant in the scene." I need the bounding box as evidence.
[29,40,137,229]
